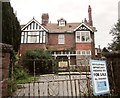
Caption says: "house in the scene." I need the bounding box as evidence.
[20,5,97,66]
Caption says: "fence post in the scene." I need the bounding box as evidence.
[67,54,73,97]
[110,61,116,95]
[33,60,36,81]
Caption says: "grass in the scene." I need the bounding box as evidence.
[16,75,39,84]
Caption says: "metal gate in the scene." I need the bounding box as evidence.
[14,74,91,97]
[13,58,92,97]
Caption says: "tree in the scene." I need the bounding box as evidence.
[21,49,55,74]
[2,2,21,52]
[109,20,120,51]
[102,47,109,52]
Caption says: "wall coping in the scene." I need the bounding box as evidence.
[0,43,13,53]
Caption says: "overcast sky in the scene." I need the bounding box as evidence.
[10,0,120,49]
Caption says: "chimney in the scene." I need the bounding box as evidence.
[41,13,49,25]
[88,5,93,26]
[84,18,88,24]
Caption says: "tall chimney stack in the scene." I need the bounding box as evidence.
[41,13,49,25]
[88,5,93,26]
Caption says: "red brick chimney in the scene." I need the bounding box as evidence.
[88,5,93,26]
[41,13,49,25]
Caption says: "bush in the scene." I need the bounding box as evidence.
[21,49,55,74]
[7,79,17,96]
[14,64,28,80]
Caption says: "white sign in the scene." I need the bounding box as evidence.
[58,61,68,68]
[90,60,110,96]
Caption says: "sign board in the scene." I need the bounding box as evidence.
[58,61,68,68]
[90,60,110,96]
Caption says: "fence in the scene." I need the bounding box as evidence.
[11,56,116,97]
[13,75,91,97]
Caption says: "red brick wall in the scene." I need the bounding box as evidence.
[48,34,58,45]
[76,43,91,50]
[20,43,46,55]
[65,34,75,45]
[0,52,11,97]
[48,33,75,46]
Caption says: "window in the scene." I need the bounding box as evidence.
[76,32,80,42]
[76,31,90,42]
[21,31,46,43]
[58,18,66,26]
[59,21,65,26]
[27,32,39,43]
[86,50,91,55]
[58,34,65,44]
[76,50,91,55]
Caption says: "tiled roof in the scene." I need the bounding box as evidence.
[44,22,97,33]
[44,23,80,33]
[20,18,97,33]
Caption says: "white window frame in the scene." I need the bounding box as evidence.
[58,34,65,44]
[27,32,39,43]
[59,21,65,26]
[76,50,91,55]
[21,32,24,43]
[76,31,91,43]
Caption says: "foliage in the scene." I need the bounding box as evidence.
[109,20,120,50]
[21,49,55,74]
[14,64,28,80]
[16,76,39,84]
[102,47,109,52]
[2,2,21,52]
[7,79,17,96]
[8,51,37,96]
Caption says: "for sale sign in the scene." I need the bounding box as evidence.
[90,60,110,96]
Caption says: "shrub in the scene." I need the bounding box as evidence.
[21,49,55,74]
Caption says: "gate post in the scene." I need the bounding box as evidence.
[33,59,36,81]
[67,54,73,97]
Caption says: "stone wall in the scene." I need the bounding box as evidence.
[0,43,12,97]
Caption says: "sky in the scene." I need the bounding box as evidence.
[10,0,120,49]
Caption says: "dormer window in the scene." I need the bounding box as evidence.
[58,18,66,26]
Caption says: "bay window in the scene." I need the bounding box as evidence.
[76,31,90,42]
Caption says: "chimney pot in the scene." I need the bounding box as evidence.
[41,13,49,25]
[88,5,93,26]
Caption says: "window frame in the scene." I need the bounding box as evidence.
[27,32,39,43]
[21,31,46,44]
[76,50,91,55]
[58,34,65,44]
[76,31,91,43]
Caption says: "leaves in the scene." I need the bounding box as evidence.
[22,49,54,74]
[109,20,120,50]
[2,2,21,52]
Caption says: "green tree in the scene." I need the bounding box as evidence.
[109,20,120,50]
[2,2,21,52]
[22,49,55,74]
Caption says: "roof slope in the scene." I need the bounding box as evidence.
[44,22,96,33]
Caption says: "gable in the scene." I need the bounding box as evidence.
[21,18,48,32]
[74,23,94,32]
[76,24,90,31]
